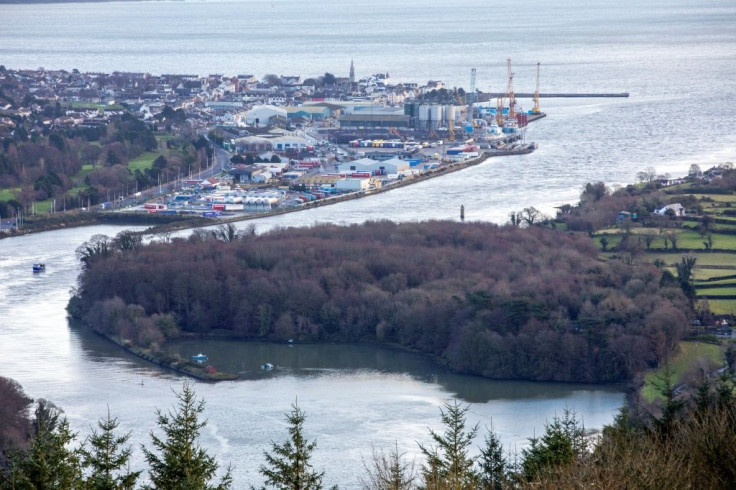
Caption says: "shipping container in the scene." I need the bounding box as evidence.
[212,204,226,211]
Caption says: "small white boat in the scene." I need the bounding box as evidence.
[191,353,208,362]
[262,363,274,370]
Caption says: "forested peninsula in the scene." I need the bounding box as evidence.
[69,219,691,384]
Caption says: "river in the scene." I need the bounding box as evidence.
[0,224,624,487]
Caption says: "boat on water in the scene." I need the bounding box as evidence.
[191,353,208,362]
[32,263,46,273]
[502,118,519,134]
[262,363,274,370]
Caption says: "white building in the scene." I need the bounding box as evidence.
[655,203,685,217]
[336,157,410,175]
[335,178,374,192]
[270,135,311,152]
[245,105,287,127]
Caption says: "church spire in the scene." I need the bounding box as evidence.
[349,59,355,86]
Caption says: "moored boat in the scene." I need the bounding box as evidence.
[191,353,208,362]
[32,263,46,273]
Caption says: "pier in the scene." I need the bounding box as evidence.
[477,92,629,102]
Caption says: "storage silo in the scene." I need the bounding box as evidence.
[431,105,443,130]
[445,105,455,126]
[418,105,430,129]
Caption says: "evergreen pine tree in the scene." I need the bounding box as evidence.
[478,424,506,490]
[520,408,586,482]
[650,364,686,438]
[81,408,140,490]
[142,382,232,490]
[5,400,84,489]
[259,401,324,489]
[418,400,479,489]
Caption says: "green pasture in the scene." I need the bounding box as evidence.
[596,228,736,252]
[687,194,736,204]
[32,200,52,214]
[642,341,723,402]
[696,287,736,296]
[711,222,736,232]
[661,267,736,283]
[128,152,159,171]
[694,277,736,286]
[0,187,19,201]
[692,269,736,281]
[706,300,736,316]
[66,186,87,197]
[644,252,736,268]
[74,164,96,181]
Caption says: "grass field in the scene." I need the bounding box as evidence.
[642,252,736,267]
[33,200,52,214]
[688,194,736,203]
[707,300,736,315]
[691,268,736,280]
[642,341,724,402]
[0,188,19,201]
[696,287,736,296]
[694,277,736,286]
[595,231,736,252]
[66,186,87,197]
[128,152,159,171]
[73,164,96,182]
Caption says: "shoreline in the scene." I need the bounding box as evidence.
[143,145,533,236]
[1,145,533,240]
[84,320,635,389]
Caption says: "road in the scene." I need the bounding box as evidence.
[114,139,231,209]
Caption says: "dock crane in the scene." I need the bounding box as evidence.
[506,58,515,120]
[466,67,476,134]
[532,62,541,115]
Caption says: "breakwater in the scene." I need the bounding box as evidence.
[478,92,629,102]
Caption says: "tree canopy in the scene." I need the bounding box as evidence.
[72,220,691,383]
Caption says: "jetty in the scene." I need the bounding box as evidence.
[478,92,629,102]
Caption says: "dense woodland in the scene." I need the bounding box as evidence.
[70,220,692,383]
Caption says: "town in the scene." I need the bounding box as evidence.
[0,61,541,227]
